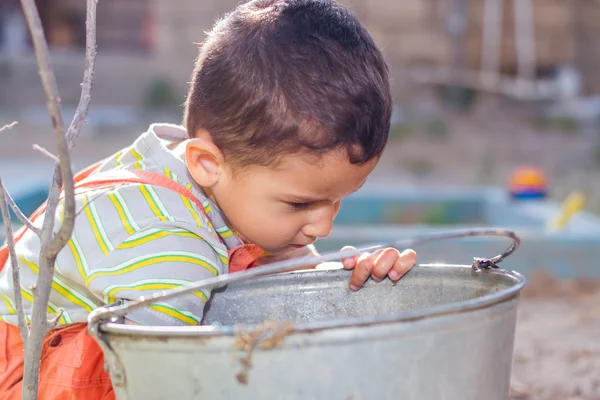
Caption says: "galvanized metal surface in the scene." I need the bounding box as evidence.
[93,265,525,400]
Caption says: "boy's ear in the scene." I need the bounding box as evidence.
[185,137,224,187]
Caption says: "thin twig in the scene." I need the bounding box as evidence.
[65,0,97,148]
[0,180,41,236]
[32,144,59,163]
[49,0,97,252]
[18,0,98,398]
[0,121,18,133]
[19,0,72,249]
[0,121,40,236]
[46,308,64,332]
[0,177,29,342]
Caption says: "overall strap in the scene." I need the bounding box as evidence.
[0,159,106,270]
[1,163,262,273]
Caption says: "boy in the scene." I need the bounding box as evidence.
[0,0,417,398]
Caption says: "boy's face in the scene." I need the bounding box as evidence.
[213,150,378,254]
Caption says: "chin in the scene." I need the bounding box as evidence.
[262,245,302,255]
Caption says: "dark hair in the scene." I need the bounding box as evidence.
[184,0,392,168]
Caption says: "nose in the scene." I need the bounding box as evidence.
[302,201,340,239]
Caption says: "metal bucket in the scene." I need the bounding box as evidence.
[89,229,526,400]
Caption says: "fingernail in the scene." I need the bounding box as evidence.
[389,270,400,280]
[372,276,382,282]
[349,284,360,291]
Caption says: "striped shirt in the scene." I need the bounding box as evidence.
[0,123,250,326]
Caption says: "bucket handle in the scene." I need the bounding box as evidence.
[88,227,519,325]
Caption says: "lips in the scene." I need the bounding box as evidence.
[291,244,307,248]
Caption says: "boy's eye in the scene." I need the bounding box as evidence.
[288,202,310,210]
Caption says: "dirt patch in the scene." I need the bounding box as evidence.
[522,269,600,299]
[510,273,600,400]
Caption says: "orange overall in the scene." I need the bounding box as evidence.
[0,161,263,399]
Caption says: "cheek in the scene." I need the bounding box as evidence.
[221,189,260,224]
[216,186,285,230]
[213,180,306,245]
[236,204,305,242]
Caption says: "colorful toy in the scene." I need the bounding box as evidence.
[547,191,587,232]
[508,166,548,199]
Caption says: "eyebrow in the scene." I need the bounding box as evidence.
[283,179,367,203]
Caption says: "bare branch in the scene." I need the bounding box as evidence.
[18,0,98,398]
[18,0,65,248]
[0,121,18,133]
[46,308,64,331]
[49,0,98,251]
[0,177,29,342]
[19,0,72,249]
[0,180,41,236]
[32,144,60,164]
[0,121,40,236]
[65,0,97,148]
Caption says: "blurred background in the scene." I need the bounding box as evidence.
[1,1,600,399]
[1,0,600,206]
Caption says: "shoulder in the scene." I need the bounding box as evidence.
[72,183,223,251]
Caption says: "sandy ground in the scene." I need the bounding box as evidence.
[510,273,600,400]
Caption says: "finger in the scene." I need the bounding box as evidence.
[349,251,379,290]
[388,249,417,281]
[340,246,359,270]
[371,248,401,281]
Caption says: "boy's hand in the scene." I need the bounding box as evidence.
[341,247,417,291]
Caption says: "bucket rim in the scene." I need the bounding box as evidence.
[97,264,526,337]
